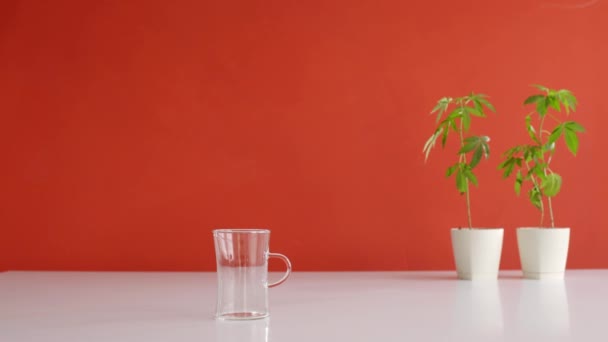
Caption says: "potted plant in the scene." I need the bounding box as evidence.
[499,85,585,279]
[423,93,502,280]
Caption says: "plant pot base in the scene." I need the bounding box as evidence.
[523,271,565,280]
[517,227,570,281]
[451,228,503,281]
[457,272,498,280]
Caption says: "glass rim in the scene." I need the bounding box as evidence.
[213,228,270,234]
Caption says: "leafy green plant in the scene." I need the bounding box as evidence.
[499,85,585,228]
[423,93,496,228]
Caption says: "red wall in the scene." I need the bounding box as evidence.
[1,0,607,271]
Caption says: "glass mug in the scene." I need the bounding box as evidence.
[213,229,292,320]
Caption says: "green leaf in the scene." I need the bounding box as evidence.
[543,141,556,153]
[523,94,544,105]
[476,97,496,112]
[455,169,467,194]
[566,93,578,112]
[458,142,478,154]
[441,125,449,147]
[525,164,544,180]
[533,84,549,92]
[449,118,458,131]
[422,128,441,162]
[561,98,571,114]
[469,147,483,169]
[563,129,579,155]
[542,173,562,197]
[536,97,549,116]
[534,164,545,177]
[523,145,542,162]
[514,170,523,195]
[473,99,483,114]
[524,167,534,180]
[497,157,511,170]
[502,145,524,159]
[465,169,478,186]
[465,106,485,117]
[547,95,561,111]
[548,124,564,144]
[447,107,464,120]
[446,164,458,177]
[558,89,578,114]
[500,158,516,178]
[565,121,585,132]
[430,99,446,113]
[431,97,451,123]
[462,111,471,131]
[481,140,490,159]
[528,187,542,209]
[525,115,540,144]
[523,148,531,161]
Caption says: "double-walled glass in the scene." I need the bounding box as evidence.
[213,229,291,320]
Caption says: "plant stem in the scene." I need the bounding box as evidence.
[458,105,472,229]
[539,191,545,228]
[538,114,555,228]
[525,161,545,227]
[465,176,472,228]
[548,197,555,228]
[545,154,556,228]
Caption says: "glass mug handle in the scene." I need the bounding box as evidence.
[267,252,292,288]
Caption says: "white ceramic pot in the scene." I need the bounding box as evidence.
[517,227,570,280]
[451,228,504,280]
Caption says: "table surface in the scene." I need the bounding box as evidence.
[1,270,606,342]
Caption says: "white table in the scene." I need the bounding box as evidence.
[0,270,606,341]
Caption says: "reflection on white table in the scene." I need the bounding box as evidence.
[449,281,503,337]
[0,270,605,341]
[516,278,570,337]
